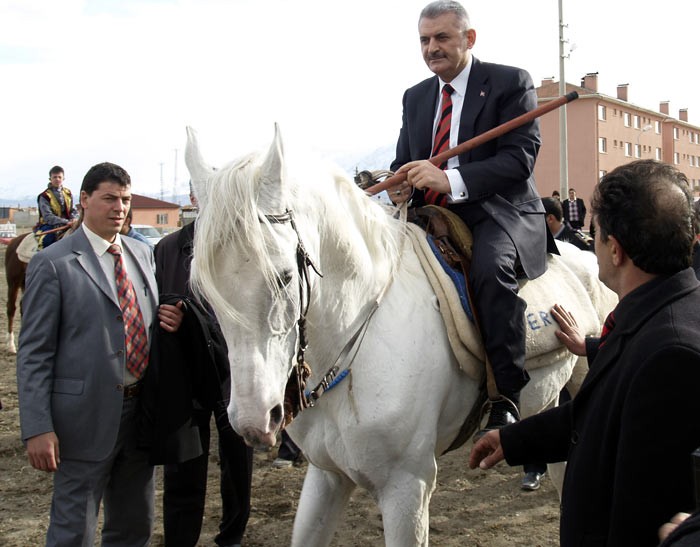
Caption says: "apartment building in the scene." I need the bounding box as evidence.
[534,73,700,229]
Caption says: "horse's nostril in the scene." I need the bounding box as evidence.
[270,404,284,427]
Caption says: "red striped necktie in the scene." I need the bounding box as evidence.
[425,83,455,207]
[107,244,149,379]
[598,311,616,348]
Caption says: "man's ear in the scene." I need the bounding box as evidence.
[608,235,626,267]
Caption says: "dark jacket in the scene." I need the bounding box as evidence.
[501,269,700,546]
[391,57,551,279]
[139,223,231,464]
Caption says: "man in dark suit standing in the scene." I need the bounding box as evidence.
[470,160,700,546]
[391,0,549,436]
[17,162,183,546]
[154,188,253,547]
[562,188,586,230]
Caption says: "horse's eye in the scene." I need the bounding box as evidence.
[276,270,293,288]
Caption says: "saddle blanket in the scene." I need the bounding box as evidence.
[17,233,38,263]
[406,223,603,381]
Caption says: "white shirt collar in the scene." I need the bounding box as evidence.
[82,224,123,257]
[438,55,472,97]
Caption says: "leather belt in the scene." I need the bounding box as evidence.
[122,381,142,399]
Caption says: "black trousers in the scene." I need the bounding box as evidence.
[461,204,530,400]
[163,406,253,547]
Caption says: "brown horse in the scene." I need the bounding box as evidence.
[5,233,30,354]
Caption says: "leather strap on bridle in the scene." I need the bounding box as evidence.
[265,210,322,424]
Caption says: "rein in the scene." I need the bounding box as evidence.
[264,210,322,423]
[264,207,397,423]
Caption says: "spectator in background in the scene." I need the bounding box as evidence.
[542,197,592,251]
[121,208,152,248]
[34,165,80,249]
[551,190,560,201]
[562,188,586,230]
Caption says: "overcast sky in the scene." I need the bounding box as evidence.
[1,0,697,201]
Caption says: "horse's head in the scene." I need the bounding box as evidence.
[185,126,321,448]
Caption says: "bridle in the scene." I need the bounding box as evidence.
[264,207,396,425]
[264,209,322,423]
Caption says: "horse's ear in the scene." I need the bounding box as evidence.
[259,123,285,210]
[185,126,215,208]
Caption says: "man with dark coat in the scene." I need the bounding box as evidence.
[470,160,700,546]
[542,197,592,251]
[390,0,553,436]
[151,195,253,547]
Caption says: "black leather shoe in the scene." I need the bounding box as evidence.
[473,398,520,441]
[521,471,545,491]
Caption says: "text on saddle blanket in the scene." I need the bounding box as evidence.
[406,222,602,381]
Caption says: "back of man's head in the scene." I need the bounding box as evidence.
[593,159,693,274]
[542,197,563,222]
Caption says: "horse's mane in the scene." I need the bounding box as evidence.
[191,148,405,325]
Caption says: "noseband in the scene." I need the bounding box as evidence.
[264,209,322,424]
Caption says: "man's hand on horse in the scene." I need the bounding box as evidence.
[396,160,451,195]
[551,303,587,356]
[26,431,60,472]
[468,430,504,470]
[158,300,184,333]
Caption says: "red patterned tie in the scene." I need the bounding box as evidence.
[425,83,455,207]
[108,244,149,379]
[598,311,616,348]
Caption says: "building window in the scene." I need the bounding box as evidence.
[635,144,641,158]
[624,142,632,156]
[656,147,662,160]
[599,137,607,153]
[624,112,631,127]
[655,120,661,134]
[674,127,679,140]
[156,213,168,225]
[674,152,680,164]
[633,115,640,129]
[598,105,606,121]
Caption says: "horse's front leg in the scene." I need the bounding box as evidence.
[291,464,355,547]
[376,463,437,547]
[6,283,19,354]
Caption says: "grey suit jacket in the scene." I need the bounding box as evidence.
[17,226,157,461]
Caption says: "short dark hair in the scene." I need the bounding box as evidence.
[542,197,563,222]
[593,160,694,274]
[49,165,64,176]
[80,162,131,195]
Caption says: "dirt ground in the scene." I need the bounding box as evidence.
[0,248,562,546]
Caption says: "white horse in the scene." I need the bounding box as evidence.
[185,126,616,546]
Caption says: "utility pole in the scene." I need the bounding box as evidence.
[558,0,569,199]
[159,162,164,201]
[173,149,178,203]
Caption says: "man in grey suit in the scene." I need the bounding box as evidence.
[391,0,551,437]
[17,162,183,546]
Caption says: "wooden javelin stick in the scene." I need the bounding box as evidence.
[366,91,579,196]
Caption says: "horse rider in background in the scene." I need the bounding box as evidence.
[34,165,79,249]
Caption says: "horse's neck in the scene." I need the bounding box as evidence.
[305,199,399,361]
